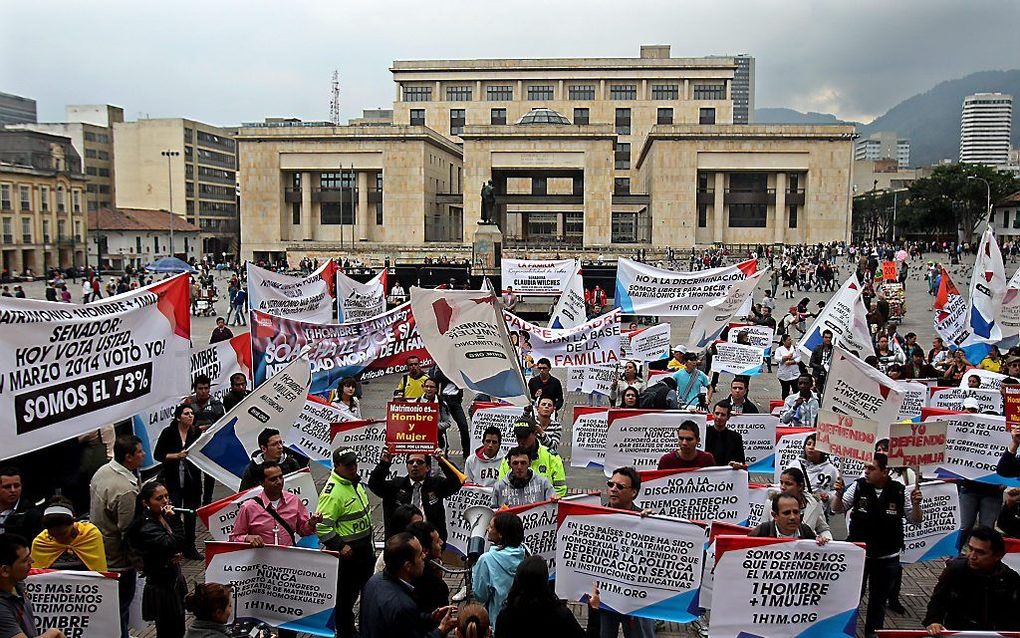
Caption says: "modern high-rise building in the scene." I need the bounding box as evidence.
[960,92,1013,167]
[731,54,755,124]
[0,92,37,125]
[855,131,910,168]
[113,118,239,255]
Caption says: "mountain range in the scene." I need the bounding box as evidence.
[755,70,1020,167]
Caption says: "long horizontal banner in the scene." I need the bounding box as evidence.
[246,261,337,323]
[0,274,192,461]
[26,569,120,638]
[615,257,759,317]
[503,309,622,368]
[501,258,576,294]
[637,467,749,524]
[251,302,428,394]
[925,412,1020,485]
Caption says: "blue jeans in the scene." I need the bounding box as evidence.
[957,482,1002,550]
[600,610,655,638]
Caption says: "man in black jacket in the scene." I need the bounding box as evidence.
[527,358,564,410]
[0,467,41,541]
[239,428,308,491]
[808,329,834,393]
[924,526,1020,633]
[369,451,463,541]
[717,376,760,414]
[704,403,747,469]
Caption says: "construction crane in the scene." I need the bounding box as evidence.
[329,70,341,126]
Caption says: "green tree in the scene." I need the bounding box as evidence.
[906,163,1020,243]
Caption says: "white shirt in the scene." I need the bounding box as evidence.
[774,345,802,381]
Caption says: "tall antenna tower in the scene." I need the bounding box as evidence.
[329,70,341,126]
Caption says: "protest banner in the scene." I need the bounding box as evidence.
[1003,537,1020,574]
[566,366,584,392]
[960,367,1006,390]
[188,356,311,490]
[925,412,1020,485]
[441,484,495,559]
[134,333,253,469]
[246,261,338,323]
[967,225,1007,345]
[328,420,407,482]
[822,346,905,424]
[507,498,561,575]
[746,484,771,528]
[1000,267,1020,340]
[386,401,439,453]
[335,269,386,323]
[614,257,759,317]
[720,414,778,471]
[698,521,750,610]
[604,409,690,476]
[570,406,609,469]
[287,395,352,463]
[901,480,960,563]
[577,364,616,395]
[727,323,775,356]
[686,269,768,349]
[205,542,338,636]
[709,342,764,376]
[504,309,622,368]
[26,569,120,638]
[798,274,875,359]
[555,501,706,622]
[0,274,192,461]
[877,632,1020,637]
[251,302,428,394]
[411,288,528,403]
[469,405,525,459]
[897,381,928,421]
[932,266,972,348]
[197,469,319,547]
[637,467,749,524]
[622,323,671,361]
[772,427,816,481]
[710,537,866,638]
[882,260,898,281]
[888,421,948,471]
[815,409,879,464]
[548,265,586,329]
[501,258,577,294]
[1007,384,1020,431]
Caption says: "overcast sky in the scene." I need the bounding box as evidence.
[3,0,1018,127]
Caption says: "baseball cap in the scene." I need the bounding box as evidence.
[962,397,980,410]
[672,344,686,353]
[332,447,358,466]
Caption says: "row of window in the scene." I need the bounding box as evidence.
[410,107,715,135]
[404,82,725,102]
[1,184,82,213]
[83,132,110,144]
[84,149,111,160]
[86,166,111,177]
[0,217,87,244]
[695,203,801,229]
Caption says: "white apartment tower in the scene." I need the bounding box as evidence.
[960,93,1013,167]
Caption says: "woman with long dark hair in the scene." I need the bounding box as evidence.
[331,376,361,419]
[153,403,203,559]
[129,481,187,638]
[494,555,583,637]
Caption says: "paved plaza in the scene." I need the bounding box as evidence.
[8,250,1003,636]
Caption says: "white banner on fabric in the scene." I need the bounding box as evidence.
[966,226,1007,344]
[798,274,875,359]
[930,387,1002,414]
[246,261,337,323]
[443,484,496,558]
[727,324,775,356]
[328,420,407,482]
[335,270,386,323]
[555,502,706,623]
[622,323,671,362]
[925,412,1019,484]
[504,309,622,368]
[548,266,586,329]
[188,357,311,491]
[410,288,528,403]
[604,409,691,477]
[469,405,525,459]
[1000,267,1020,339]
[0,275,192,461]
[720,414,779,470]
[932,267,971,348]
[289,395,353,462]
[897,381,928,421]
[822,347,905,425]
[710,538,866,638]
[578,365,616,395]
[901,480,961,563]
[960,368,1006,391]
[888,421,948,472]
[687,269,768,349]
[501,258,576,294]
[637,467,749,523]
[746,484,771,528]
[614,258,760,317]
[26,570,120,638]
[205,543,338,636]
[710,342,765,376]
[570,407,610,469]
[197,469,319,542]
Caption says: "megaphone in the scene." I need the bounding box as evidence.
[463,505,494,563]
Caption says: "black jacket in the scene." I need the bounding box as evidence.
[495,602,585,638]
[717,397,760,414]
[411,563,449,620]
[528,375,564,410]
[998,450,1020,478]
[704,427,746,467]
[809,345,832,377]
[748,521,816,539]
[129,512,185,582]
[359,571,443,638]
[0,499,42,540]
[369,460,462,541]
[239,450,307,491]
[154,425,203,501]
[923,558,1020,630]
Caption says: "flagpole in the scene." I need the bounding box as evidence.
[488,278,529,398]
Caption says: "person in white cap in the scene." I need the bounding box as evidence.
[666,345,687,371]
[962,397,981,413]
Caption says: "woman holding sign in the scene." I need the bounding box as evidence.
[772,468,832,540]
[129,481,187,638]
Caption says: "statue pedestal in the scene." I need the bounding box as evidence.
[471,223,502,278]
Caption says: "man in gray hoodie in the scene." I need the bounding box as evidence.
[491,447,555,508]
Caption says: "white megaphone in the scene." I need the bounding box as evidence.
[463,505,494,563]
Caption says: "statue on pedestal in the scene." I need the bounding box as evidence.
[480,180,496,225]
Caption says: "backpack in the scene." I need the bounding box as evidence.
[639,379,674,409]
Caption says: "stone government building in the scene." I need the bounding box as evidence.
[238,46,854,262]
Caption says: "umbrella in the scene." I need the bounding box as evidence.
[895,249,908,262]
[145,257,197,273]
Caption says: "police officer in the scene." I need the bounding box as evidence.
[316,448,373,638]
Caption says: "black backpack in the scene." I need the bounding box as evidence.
[639,378,675,409]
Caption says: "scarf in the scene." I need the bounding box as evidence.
[31,521,108,572]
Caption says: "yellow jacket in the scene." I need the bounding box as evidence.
[32,521,108,572]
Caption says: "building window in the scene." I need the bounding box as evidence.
[614,178,630,194]
[292,202,300,225]
[527,85,554,101]
[614,143,630,170]
[40,187,49,212]
[651,84,679,100]
[136,236,142,254]
[693,83,726,100]
[486,85,513,101]
[2,218,11,243]
[57,187,65,213]
[21,217,31,243]
[74,220,81,241]
[532,177,547,196]
[42,220,50,243]
[410,109,425,126]
[573,108,589,125]
[657,108,673,125]
[569,85,595,100]
[729,204,767,227]
[615,108,631,135]
[376,172,384,225]
[612,212,638,243]
[403,86,432,102]
[699,108,716,125]
[446,86,472,101]
[0,185,9,211]
[789,205,798,228]
[609,84,637,100]
[450,109,466,136]
[490,108,507,125]
[72,190,81,213]
[698,205,708,228]
[565,212,584,242]
[19,187,30,211]
[153,236,159,254]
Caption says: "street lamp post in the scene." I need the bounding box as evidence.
[968,175,992,217]
[161,149,180,257]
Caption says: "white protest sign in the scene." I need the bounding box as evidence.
[746,484,771,527]
[205,543,338,636]
[570,407,609,469]
[822,347,905,424]
[504,309,622,368]
[470,405,525,459]
[501,258,576,294]
[548,265,586,329]
[622,323,671,362]
[925,412,1020,484]
[335,269,386,323]
[615,257,760,317]
[637,467,749,524]
[725,414,779,470]
[26,570,120,638]
[578,364,615,395]
[930,387,1003,414]
[329,420,407,482]
[815,409,879,465]
[728,323,775,356]
[197,469,319,542]
[710,342,765,376]
[960,368,1007,391]
[933,266,972,348]
[710,537,866,638]
[897,381,928,421]
[699,522,750,610]
[289,395,352,462]
[798,274,875,359]
[604,409,690,477]
[566,367,585,392]
[507,499,561,575]
[555,501,706,623]
[443,484,496,559]
[246,261,337,323]
[773,428,815,483]
[901,480,961,563]
[888,421,948,471]
[687,269,768,349]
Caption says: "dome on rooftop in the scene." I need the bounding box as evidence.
[515,108,572,125]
